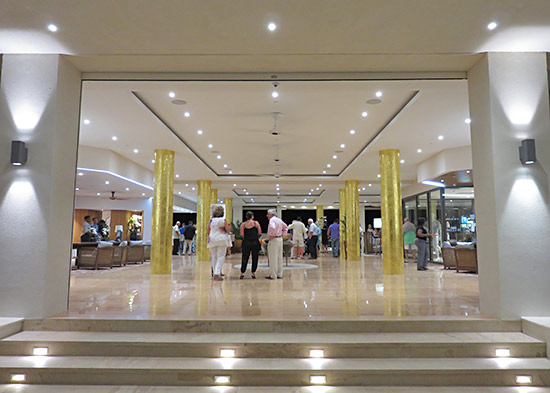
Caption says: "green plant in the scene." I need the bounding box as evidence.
[231,220,243,240]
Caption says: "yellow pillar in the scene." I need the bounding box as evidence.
[151,149,174,275]
[345,180,360,261]
[379,149,404,275]
[224,198,233,225]
[196,180,212,262]
[339,188,346,260]
[316,205,324,221]
[211,189,218,205]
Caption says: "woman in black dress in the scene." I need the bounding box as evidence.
[240,211,262,279]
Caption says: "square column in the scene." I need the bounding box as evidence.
[468,52,550,319]
[0,55,81,318]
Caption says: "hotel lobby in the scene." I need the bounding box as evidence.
[1,0,550,390]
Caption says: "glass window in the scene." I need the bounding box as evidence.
[429,189,443,262]
[443,187,475,243]
[404,198,416,223]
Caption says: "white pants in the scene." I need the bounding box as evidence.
[210,246,226,276]
[268,237,283,278]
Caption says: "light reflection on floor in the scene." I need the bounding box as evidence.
[64,254,480,320]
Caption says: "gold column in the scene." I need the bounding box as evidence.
[224,198,233,225]
[211,189,218,205]
[379,149,404,275]
[151,149,174,275]
[345,180,360,261]
[316,205,324,221]
[339,188,346,260]
[196,180,211,262]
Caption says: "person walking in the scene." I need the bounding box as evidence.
[208,206,231,281]
[288,216,306,260]
[307,218,319,260]
[172,221,181,255]
[328,218,340,257]
[415,217,433,271]
[240,211,262,279]
[265,209,288,280]
[183,221,196,255]
[402,217,417,263]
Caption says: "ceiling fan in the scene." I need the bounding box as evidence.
[109,191,129,200]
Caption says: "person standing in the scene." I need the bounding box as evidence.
[183,221,196,255]
[240,211,262,279]
[266,209,288,280]
[172,221,181,255]
[415,217,433,271]
[288,216,306,260]
[307,218,319,260]
[402,217,417,263]
[81,216,94,242]
[328,219,340,257]
[208,206,231,281]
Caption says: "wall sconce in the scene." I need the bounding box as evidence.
[519,139,536,165]
[11,141,28,166]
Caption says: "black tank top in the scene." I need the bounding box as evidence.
[243,225,260,243]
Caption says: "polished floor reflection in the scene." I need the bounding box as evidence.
[65,254,480,320]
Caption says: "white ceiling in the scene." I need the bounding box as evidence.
[79,79,471,206]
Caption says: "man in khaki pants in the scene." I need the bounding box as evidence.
[265,209,288,280]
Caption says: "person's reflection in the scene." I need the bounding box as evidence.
[240,284,261,317]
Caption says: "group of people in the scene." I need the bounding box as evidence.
[172,221,197,255]
[81,215,110,242]
[403,217,433,270]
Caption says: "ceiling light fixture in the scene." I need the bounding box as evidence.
[326,164,331,168]
[377,174,381,178]
[83,119,90,125]
[152,160,155,164]
[333,155,337,159]
[229,170,233,174]
[417,148,422,153]
[369,184,372,186]
[125,187,129,191]
[112,136,117,141]
[465,118,472,124]
[75,187,79,191]
[184,112,190,117]
[168,91,176,98]
[438,135,444,140]
[105,180,110,185]
[340,144,345,148]
[375,91,383,97]
[223,164,228,168]
[175,174,180,178]
[233,184,237,187]
[47,24,58,32]
[133,149,139,153]
[422,180,446,188]
[217,155,221,160]
[192,187,196,190]
[487,21,498,30]
[267,22,277,31]
[96,192,101,196]
[197,130,203,135]
[361,111,368,117]
[142,193,145,196]
[322,170,327,174]
[208,144,213,149]
[272,91,279,98]
[349,129,356,135]
[400,159,405,164]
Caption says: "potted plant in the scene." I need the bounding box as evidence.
[128,216,141,241]
[231,221,243,253]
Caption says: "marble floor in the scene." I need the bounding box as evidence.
[64,253,480,320]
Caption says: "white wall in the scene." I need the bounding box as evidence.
[417,146,473,183]
[0,55,81,318]
[75,196,153,241]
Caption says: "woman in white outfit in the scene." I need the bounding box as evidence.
[208,205,231,281]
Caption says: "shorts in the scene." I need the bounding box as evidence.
[294,239,304,247]
[404,244,417,250]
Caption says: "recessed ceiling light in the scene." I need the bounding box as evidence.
[362,187,366,191]
[192,187,196,190]
[105,180,110,185]
[322,170,327,174]
[246,192,249,195]
[243,189,247,191]
[377,174,381,178]
[375,91,383,97]
[229,170,233,174]
[267,22,277,31]
[349,129,356,134]
[152,159,155,164]
[316,187,319,190]
[361,111,368,117]
[112,136,117,141]
[319,184,322,187]
[400,160,405,164]
[175,174,180,178]
[142,192,146,196]
[47,24,58,32]
[208,144,213,149]
[465,118,472,124]
[96,192,100,196]
[75,187,79,191]
[78,172,84,176]
[308,192,311,195]
[83,119,90,125]
[177,191,181,195]
[217,155,221,160]
[223,164,228,168]
[168,91,176,98]
[466,170,471,174]
[438,135,444,140]
[184,112,190,117]
[197,130,203,135]
[340,144,345,148]
[125,187,129,191]
[277,192,280,195]
[369,183,372,186]
[133,149,139,153]
[272,91,279,98]
[487,21,498,30]
[417,148,422,153]
[326,164,331,168]
[333,155,337,159]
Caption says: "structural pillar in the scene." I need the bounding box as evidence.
[345,180,360,261]
[339,188,346,260]
[211,189,218,205]
[150,149,174,275]
[379,149,404,275]
[468,52,550,319]
[224,198,233,225]
[316,205,324,221]
[196,180,212,261]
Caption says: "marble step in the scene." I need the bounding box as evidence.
[0,319,22,340]
[1,356,550,386]
[2,387,550,393]
[0,331,545,358]
[23,318,522,333]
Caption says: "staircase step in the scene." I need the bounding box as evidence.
[0,356,549,386]
[0,331,545,358]
[23,318,522,333]
[2,387,550,393]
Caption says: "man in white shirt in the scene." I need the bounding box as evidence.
[307,218,319,260]
[172,221,181,255]
[288,216,307,260]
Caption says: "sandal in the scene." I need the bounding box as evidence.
[240,273,245,280]
[251,273,256,279]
